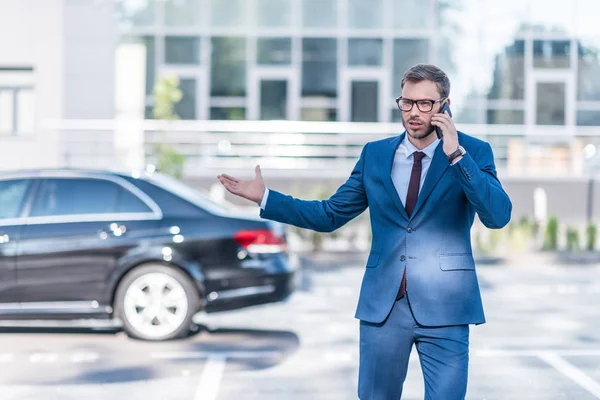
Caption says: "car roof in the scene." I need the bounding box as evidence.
[0,168,148,181]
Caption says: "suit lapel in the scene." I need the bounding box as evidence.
[409,142,449,220]
[381,133,410,221]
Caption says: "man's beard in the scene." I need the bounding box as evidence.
[402,118,435,140]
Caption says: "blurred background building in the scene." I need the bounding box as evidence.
[1,0,600,222]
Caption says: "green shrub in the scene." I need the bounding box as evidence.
[586,223,597,251]
[566,226,580,252]
[543,215,559,251]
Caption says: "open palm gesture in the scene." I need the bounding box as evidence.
[217,165,266,205]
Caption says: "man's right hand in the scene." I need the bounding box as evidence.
[217,165,266,205]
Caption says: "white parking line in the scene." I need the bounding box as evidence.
[29,353,58,363]
[71,352,99,363]
[194,355,226,400]
[151,351,280,359]
[474,349,600,357]
[537,351,600,399]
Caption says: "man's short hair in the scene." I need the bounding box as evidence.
[401,64,450,99]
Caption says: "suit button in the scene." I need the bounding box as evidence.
[400,255,406,261]
[407,227,414,233]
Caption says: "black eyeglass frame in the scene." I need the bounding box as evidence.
[395,96,447,113]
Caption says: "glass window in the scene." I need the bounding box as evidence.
[302,0,337,28]
[210,107,246,120]
[393,39,429,93]
[577,110,600,126]
[394,0,432,29]
[30,179,120,217]
[117,189,152,213]
[486,109,525,124]
[577,38,600,101]
[257,38,291,65]
[211,0,247,27]
[16,89,34,133]
[487,40,525,100]
[257,0,292,28]
[351,81,378,122]
[0,88,34,134]
[533,40,571,69]
[348,0,383,29]
[348,39,383,67]
[175,78,196,120]
[121,36,155,96]
[165,37,201,65]
[301,108,337,121]
[211,37,246,97]
[536,82,566,125]
[0,90,14,133]
[144,37,155,96]
[302,38,337,98]
[165,0,202,26]
[260,80,287,120]
[0,179,30,219]
[116,0,155,27]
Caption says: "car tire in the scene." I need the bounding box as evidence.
[114,264,199,341]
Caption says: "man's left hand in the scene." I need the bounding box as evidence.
[432,110,459,156]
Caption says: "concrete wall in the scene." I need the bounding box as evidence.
[63,0,116,119]
[0,0,118,172]
[0,0,65,170]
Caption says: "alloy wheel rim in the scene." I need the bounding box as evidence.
[123,272,189,338]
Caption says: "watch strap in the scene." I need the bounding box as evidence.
[447,146,465,163]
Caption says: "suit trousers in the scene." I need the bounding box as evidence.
[357,295,470,400]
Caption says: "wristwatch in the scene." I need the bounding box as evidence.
[447,145,466,164]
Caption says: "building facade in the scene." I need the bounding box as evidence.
[1,0,600,177]
[116,0,600,175]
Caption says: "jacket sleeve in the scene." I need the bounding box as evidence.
[259,144,369,232]
[450,142,512,229]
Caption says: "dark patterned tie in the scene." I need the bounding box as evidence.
[397,151,425,300]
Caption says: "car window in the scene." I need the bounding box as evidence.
[146,173,231,214]
[30,178,120,217]
[117,188,152,213]
[0,179,30,219]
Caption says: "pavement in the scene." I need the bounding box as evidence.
[1,252,600,399]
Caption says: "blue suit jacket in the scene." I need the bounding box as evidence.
[260,131,512,327]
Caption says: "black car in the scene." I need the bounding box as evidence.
[0,169,296,340]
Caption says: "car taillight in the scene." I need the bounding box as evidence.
[233,229,287,254]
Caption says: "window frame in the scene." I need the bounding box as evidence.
[0,174,162,227]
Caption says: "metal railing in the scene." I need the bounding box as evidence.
[44,119,600,178]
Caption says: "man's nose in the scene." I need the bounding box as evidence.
[409,106,421,118]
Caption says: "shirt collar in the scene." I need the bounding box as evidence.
[399,135,440,160]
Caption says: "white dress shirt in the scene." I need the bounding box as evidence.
[260,136,443,209]
[393,136,440,206]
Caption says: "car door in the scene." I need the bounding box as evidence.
[0,178,33,308]
[16,175,161,313]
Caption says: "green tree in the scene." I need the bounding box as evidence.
[151,75,186,179]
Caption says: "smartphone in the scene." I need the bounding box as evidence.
[435,102,453,139]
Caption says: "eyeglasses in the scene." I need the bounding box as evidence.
[395,96,446,113]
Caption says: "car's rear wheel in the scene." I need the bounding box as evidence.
[115,264,199,341]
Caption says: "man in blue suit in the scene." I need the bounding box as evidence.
[218,64,512,400]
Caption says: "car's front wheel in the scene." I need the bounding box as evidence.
[114,264,199,341]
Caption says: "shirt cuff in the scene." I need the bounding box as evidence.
[260,187,269,209]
